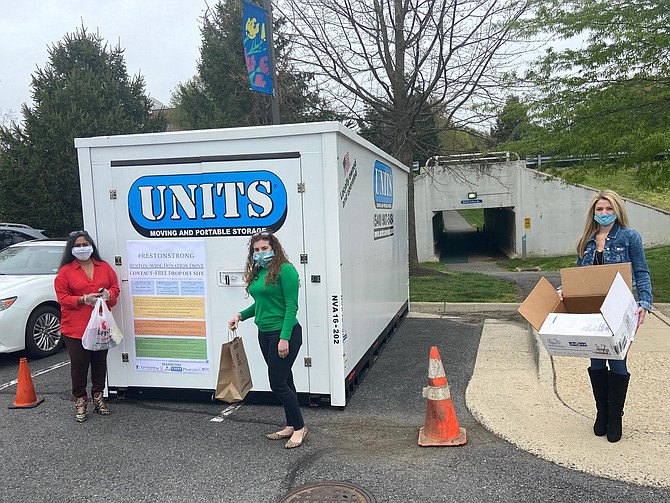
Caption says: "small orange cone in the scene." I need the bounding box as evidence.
[8,357,44,409]
[418,346,466,446]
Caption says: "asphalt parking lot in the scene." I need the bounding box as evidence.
[2,314,669,503]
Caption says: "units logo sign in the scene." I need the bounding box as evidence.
[128,171,288,238]
[373,160,394,240]
[373,161,393,209]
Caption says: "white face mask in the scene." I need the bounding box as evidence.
[72,246,93,261]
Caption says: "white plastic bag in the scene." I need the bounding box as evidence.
[82,298,123,351]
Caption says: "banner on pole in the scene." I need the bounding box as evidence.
[242,0,273,95]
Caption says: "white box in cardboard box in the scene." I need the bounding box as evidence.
[518,263,639,359]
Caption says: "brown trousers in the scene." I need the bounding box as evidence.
[63,336,108,399]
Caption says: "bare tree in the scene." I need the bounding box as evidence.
[278,0,529,267]
[1,109,17,128]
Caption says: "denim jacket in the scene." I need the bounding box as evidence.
[576,223,653,311]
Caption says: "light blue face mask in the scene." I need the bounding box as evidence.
[252,250,275,268]
[594,213,617,227]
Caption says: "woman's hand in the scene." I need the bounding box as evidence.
[81,293,100,306]
[98,288,111,301]
[278,339,289,359]
[228,313,241,330]
[636,306,647,327]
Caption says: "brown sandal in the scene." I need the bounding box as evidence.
[285,427,308,449]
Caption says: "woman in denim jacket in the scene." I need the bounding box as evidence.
[575,189,653,443]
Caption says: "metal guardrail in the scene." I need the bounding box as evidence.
[418,150,670,173]
[524,153,624,168]
[423,151,634,170]
[424,151,519,168]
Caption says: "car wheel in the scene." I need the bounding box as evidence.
[25,305,62,358]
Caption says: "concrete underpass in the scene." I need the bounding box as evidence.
[435,210,506,265]
[414,158,670,262]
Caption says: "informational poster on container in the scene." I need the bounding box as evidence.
[126,240,209,374]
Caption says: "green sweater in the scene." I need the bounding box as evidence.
[239,262,299,340]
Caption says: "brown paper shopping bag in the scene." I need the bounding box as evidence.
[215,331,253,403]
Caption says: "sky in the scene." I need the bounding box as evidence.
[0,1,585,128]
[0,0,209,120]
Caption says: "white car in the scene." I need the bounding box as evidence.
[0,240,65,357]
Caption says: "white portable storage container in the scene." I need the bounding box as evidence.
[75,122,409,407]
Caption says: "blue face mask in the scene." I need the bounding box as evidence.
[253,250,275,268]
[594,213,617,227]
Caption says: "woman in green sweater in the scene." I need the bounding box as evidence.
[228,231,307,449]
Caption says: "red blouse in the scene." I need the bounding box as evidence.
[54,259,120,339]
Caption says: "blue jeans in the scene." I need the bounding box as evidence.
[590,357,628,375]
[258,324,304,430]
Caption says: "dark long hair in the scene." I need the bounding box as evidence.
[58,230,104,270]
[242,231,290,291]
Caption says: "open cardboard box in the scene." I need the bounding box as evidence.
[518,263,639,360]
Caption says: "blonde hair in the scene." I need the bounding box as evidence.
[576,189,630,258]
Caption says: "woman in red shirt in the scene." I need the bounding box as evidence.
[54,230,120,422]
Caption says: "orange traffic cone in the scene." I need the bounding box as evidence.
[8,357,44,409]
[418,346,466,446]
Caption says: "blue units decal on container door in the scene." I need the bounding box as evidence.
[373,161,393,209]
[372,160,394,240]
[128,171,288,238]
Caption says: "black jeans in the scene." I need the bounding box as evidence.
[258,324,304,430]
[63,335,108,399]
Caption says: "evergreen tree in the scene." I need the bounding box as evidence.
[0,27,166,236]
[171,0,337,129]
[491,96,530,145]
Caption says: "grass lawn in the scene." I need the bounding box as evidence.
[457,209,484,229]
[410,262,519,302]
[543,165,670,212]
[497,246,669,303]
[410,246,669,304]
[646,247,670,303]
[500,255,576,271]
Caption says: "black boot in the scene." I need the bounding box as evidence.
[607,372,630,443]
[587,367,609,436]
